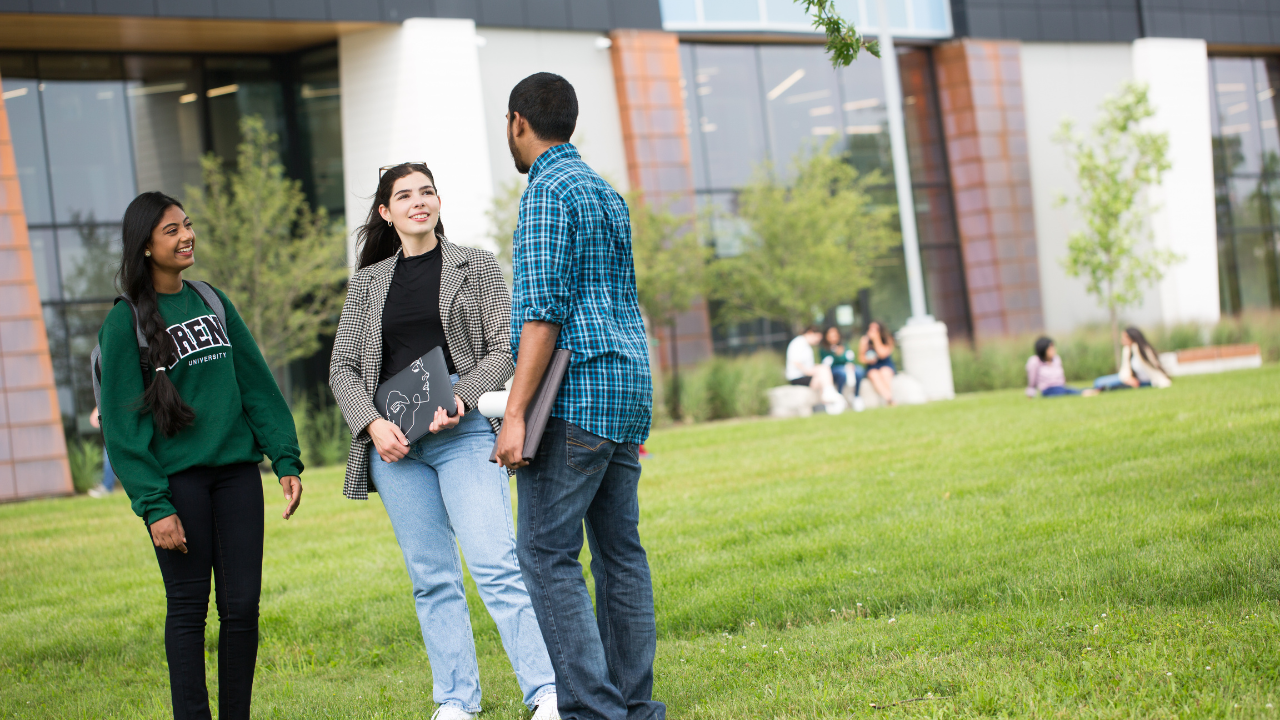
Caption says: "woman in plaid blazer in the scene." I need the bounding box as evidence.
[329,163,558,720]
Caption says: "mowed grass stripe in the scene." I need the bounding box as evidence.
[1,367,1277,718]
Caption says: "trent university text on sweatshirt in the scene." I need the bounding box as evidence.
[98,283,303,525]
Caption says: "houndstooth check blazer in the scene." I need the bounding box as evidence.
[329,239,513,500]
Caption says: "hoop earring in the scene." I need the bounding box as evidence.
[387,220,393,226]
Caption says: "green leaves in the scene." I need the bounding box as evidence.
[708,142,898,331]
[184,115,349,371]
[629,194,711,331]
[794,0,881,67]
[1055,83,1181,362]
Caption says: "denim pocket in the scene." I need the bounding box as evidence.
[566,423,612,476]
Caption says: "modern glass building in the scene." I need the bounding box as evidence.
[2,0,1280,499]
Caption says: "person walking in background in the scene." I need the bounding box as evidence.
[859,321,897,406]
[1093,326,1173,391]
[1025,337,1096,397]
[787,326,845,414]
[88,405,119,497]
[328,163,559,720]
[98,192,303,720]
[493,72,665,720]
[820,326,865,412]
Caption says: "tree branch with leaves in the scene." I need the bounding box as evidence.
[1055,83,1180,366]
[794,0,880,66]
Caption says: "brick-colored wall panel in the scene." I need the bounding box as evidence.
[0,73,71,501]
[3,353,54,389]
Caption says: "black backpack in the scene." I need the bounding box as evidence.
[90,280,226,414]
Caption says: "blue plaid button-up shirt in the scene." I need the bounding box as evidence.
[511,143,652,444]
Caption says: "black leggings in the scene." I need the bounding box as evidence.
[152,462,264,720]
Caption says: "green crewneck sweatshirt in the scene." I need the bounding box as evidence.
[98,283,303,525]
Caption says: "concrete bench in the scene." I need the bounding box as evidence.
[767,384,820,418]
[1158,343,1262,377]
[858,372,928,409]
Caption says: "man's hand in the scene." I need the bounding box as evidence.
[150,514,187,553]
[497,321,561,470]
[429,395,465,434]
[494,417,527,469]
[369,418,410,463]
[280,475,302,519]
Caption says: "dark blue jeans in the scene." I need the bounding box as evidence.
[516,417,664,720]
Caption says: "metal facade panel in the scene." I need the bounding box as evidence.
[154,0,216,17]
[216,0,273,19]
[609,0,661,30]
[480,0,524,26]
[383,0,436,22]
[525,0,568,29]
[953,0,1280,46]
[95,0,158,15]
[273,0,329,20]
[567,0,610,30]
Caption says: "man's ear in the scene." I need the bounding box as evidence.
[510,112,528,139]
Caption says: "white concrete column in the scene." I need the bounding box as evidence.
[339,19,495,267]
[1132,38,1220,327]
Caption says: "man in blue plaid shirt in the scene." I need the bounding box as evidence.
[494,73,662,720]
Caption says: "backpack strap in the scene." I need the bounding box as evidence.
[184,280,227,333]
[113,293,154,390]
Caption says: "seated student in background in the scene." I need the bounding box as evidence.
[1093,326,1172,391]
[820,326,865,412]
[858,321,897,406]
[1025,337,1096,397]
[786,326,844,414]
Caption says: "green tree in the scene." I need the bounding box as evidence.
[708,144,898,332]
[628,193,710,420]
[1055,83,1180,365]
[184,116,348,373]
[486,177,525,285]
[793,0,879,66]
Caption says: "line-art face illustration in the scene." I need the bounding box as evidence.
[385,389,430,436]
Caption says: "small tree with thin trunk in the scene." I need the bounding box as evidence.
[184,115,349,374]
[1055,83,1180,366]
[628,193,709,420]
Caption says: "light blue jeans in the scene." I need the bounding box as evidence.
[370,403,555,713]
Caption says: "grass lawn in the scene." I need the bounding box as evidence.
[2,367,1278,719]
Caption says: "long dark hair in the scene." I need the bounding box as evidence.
[1124,326,1166,373]
[117,192,196,437]
[355,163,446,270]
[867,320,893,349]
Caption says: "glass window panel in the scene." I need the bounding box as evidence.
[1229,175,1268,229]
[758,45,845,181]
[703,0,759,22]
[58,222,121,301]
[43,305,72,424]
[125,55,204,202]
[1212,57,1264,176]
[837,56,892,178]
[295,47,344,216]
[679,44,710,192]
[900,47,947,185]
[1231,232,1279,309]
[38,53,123,80]
[205,57,287,168]
[912,0,950,33]
[66,303,113,424]
[700,191,751,258]
[0,52,38,79]
[868,242,911,334]
[42,79,136,224]
[1,77,53,224]
[764,0,810,25]
[27,227,61,302]
[659,0,696,23]
[690,45,768,190]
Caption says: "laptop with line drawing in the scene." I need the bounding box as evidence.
[374,346,455,445]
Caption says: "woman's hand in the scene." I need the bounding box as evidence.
[150,514,187,554]
[429,395,465,434]
[368,418,410,463]
[280,475,302,520]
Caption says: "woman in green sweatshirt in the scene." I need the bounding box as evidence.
[98,191,304,720]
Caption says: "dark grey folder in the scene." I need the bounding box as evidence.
[374,346,455,445]
[490,348,571,464]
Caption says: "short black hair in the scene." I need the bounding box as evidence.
[508,72,578,143]
[1034,336,1054,362]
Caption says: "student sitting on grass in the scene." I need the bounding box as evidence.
[1025,336,1096,397]
[1093,326,1173,392]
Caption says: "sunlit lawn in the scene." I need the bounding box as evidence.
[2,367,1278,718]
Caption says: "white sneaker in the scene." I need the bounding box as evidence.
[853,397,866,412]
[430,706,475,720]
[88,485,109,498]
[531,693,560,720]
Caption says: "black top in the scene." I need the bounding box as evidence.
[380,246,457,383]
